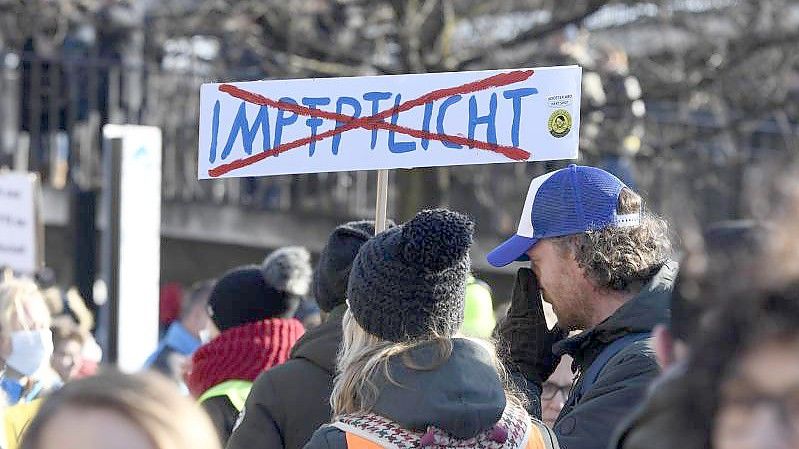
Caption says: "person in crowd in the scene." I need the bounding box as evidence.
[49,318,87,383]
[642,227,799,449]
[34,268,94,337]
[709,292,799,449]
[612,220,769,449]
[305,209,558,449]
[18,370,221,449]
[186,247,310,445]
[488,164,675,449]
[541,356,573,429]
[228,221,389,449]
[0,278,58,406]
[75,332,101,378]
[460,275,497,339]
[159,283,184,338]
[538,297,574,429]
[144,280,215,387]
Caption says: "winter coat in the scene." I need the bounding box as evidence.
[188,318,304,445]
[203,394,244,445]
[610,361,704,449]
[304,338,558,449]
[545,261,678,449]
[226,305,345,449]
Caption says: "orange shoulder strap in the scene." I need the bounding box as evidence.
[343,423,551,449]
[526,426,546,449]
[345,431,385,449]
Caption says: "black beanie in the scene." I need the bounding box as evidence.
[347,209,474,342]
[209,248,312,331]
[208,266,288,331]
[314,220,395,312]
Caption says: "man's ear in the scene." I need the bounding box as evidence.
[652,324,675,370]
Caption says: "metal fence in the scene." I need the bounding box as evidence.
[0,50,381,221]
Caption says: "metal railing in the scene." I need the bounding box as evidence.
[0,51,382,221]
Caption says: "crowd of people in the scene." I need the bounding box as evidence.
[1,163,798,449]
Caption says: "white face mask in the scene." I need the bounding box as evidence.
[6,329,54,377]
[199,328,212,344]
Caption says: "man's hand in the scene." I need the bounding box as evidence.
[497,267,567,386]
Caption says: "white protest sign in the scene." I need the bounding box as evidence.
[198,66,581,179]
[0,172,42,274]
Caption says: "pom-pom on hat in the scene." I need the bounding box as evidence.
[261,246,313,297]
[347,209,474,342]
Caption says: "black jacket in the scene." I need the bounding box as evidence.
[547,261,678,449]
[304,338,558,449]
[610,361,704,449]
[226,305,345,449]
[204,396,240,445]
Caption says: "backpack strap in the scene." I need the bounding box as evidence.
[530,419,560,449]
[333,405,548,449]
[340,426,548,449]
[345,432,385,449]
[567,332,650,408]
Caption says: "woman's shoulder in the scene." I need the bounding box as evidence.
[304,424,347,449]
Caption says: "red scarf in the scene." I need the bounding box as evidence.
[186,318,305,397]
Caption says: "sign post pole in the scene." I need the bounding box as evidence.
[375,169,389,234]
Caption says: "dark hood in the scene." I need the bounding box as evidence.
[554,261,678,366]
[289,304,345,374]
[370,338,506,440]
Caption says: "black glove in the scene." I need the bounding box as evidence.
[496,267,567,386]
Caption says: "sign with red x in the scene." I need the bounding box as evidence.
[198,66,581,179]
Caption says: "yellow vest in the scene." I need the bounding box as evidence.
[197,380,253,412]
[461,276,497,339]
[4,399,42,449]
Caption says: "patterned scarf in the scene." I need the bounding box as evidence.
[331,402,534,449]
[186,318,304,397]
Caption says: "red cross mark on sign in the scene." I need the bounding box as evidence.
[208,69,535,177]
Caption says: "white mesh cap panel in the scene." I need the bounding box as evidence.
[516,170,559,238]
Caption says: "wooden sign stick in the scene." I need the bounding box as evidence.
[375,169,389,234]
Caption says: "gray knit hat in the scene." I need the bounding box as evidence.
[347,209,474,342]
[314,220,395,312]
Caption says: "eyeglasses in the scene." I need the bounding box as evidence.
[542,382,571,401]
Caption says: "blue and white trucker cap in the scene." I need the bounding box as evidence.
[487,164,640,267]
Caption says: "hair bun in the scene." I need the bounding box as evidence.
[401,209,474,271]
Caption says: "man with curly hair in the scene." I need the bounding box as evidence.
[488,164,677,449]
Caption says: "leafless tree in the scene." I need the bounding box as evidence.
[2,0,797,229]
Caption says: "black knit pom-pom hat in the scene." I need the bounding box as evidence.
[346,208,475,342]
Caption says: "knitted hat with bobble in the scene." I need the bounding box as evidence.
[347,208,474,342]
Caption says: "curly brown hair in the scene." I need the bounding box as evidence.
[553,188,672,291]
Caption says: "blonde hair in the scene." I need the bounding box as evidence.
[331,309,526,417]
[0,277,50,339]
[20,370,221,449]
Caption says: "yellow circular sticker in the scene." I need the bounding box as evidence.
[548,109,572,138]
